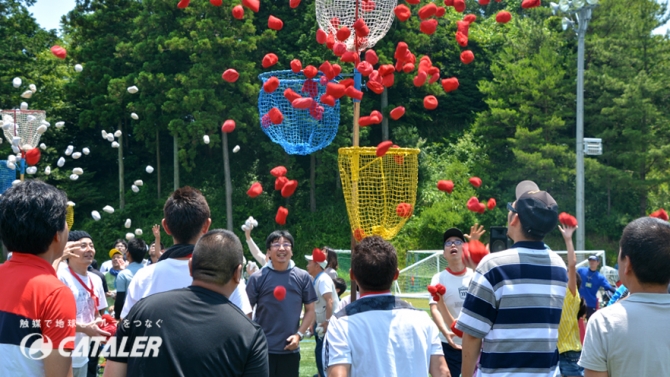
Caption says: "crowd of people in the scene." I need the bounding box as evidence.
[0,179,669,377]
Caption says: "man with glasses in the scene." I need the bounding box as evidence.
[456,180,568,377]
[429,225,484,377]
[246,230,317,377]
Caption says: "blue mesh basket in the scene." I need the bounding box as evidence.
[0,161,16,194]
[258,70,341,155]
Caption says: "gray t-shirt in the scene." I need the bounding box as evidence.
[246,265,317,353]
[579,292,670,377]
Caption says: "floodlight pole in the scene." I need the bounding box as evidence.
[575,7,592,251]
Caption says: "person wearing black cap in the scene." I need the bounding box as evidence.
[456,180,568,377]
[428,225,484,377]
[57,230,111,377]
[577,254,615,320]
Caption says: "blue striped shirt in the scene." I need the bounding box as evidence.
[456,241,568,377]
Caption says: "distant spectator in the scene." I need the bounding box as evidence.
[103,229,268,377]
[114,238,146,320]
[324,246,339,280]
[333,277,347,298]
[577,255,615,319]
[306,248,339,377]
[324,236,448,377]
[579,217,670,376]
[104,249,124,312]
[0,180,76,377]
[100,239,128,273]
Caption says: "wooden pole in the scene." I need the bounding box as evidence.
[222,132,233,231]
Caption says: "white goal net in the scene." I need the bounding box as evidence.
[393,249,608,298]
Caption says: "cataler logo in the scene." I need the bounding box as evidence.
[19,334,53,360]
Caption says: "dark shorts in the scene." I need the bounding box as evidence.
[559,351,584,376]
[268,352,300,377]
[585,306,597,320]
[441,342,462,377]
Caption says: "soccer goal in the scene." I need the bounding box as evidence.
[392,249,608,298]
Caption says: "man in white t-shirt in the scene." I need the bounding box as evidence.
[306,248,339,377]
[579,216,670,377]
[121,187,251,319]
[429,227,479,377]
[57,230,110,377]
[324,236,449,377]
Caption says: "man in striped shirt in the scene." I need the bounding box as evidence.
[456,180,568,377]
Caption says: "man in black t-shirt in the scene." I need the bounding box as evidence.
[103,229,268,377]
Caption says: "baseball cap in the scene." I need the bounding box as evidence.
[588,255,599,261]
[443,228,465,244]
[68,230,92,242]
[513,180,558,238]
[305,248,327,269]
[109,248,122,259]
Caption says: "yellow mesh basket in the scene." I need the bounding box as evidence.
[338,146,420,241]
[66,203,75,230]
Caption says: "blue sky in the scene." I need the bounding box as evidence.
[28,0,670,35]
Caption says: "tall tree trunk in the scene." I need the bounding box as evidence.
[173,133,179,191]
[381,88,389,141]
[310,154,316,213]
[222,132,233,231]
[118,120,125,210]
[156,128,161,199]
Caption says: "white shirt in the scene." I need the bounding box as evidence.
[429,268,474,345]
[121,258,252,318]
[314,272,339,325]
[324,293,443,377]
[57,268,107,368]
[99,260,113,273]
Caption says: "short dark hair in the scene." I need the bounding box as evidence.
[620,217,670,285]
[324,246,338,270]
[333,277,347,297]
[192,229,243,285]
[113,239,128,250]
[127,238,147,263]
[264,230,294,251]
[164,187,211,244]
[0,180,68,255]
[150,242,165,250]
[351,236,397,291]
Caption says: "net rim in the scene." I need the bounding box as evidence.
[0,110,46,116]
[338,146,420,155]
[258,70,344,83]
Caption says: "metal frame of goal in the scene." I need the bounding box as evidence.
[393,249,608,298]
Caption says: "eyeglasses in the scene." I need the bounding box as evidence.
[271,243,292,249]
[507,202,517,213]
[444,240,464,247]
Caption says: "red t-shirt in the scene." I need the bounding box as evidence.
[0,253,77,356]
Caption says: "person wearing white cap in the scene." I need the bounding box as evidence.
[306,248,339,377]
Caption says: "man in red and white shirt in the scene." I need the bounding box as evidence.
[0,180,77,377]
[429,226,483,377]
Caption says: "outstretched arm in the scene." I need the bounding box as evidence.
[245,225,266,266]
[559,225,577,295]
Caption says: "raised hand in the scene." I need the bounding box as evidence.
[464,223,486,242]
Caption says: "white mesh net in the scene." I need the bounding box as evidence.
[316,0,398,52]
[393,249,608,297]
[1,110,47,152]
